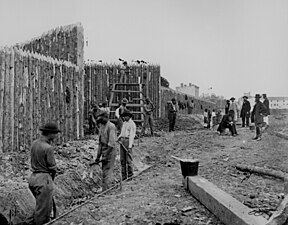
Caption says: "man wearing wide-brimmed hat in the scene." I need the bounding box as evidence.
[26,122,61,225]
[94,110,117,191]
[251,94,267,141]
[118,110,136,180]
[240,96,251,127]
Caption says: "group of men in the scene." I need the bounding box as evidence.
[219,93,270,141]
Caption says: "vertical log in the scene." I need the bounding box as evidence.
[3,48,12,152]
[34,57,40,140]
[59,65,65,143]
[23,54,29,150]
[68,66,74,140]
[28,54,34,146]
[0,50,5,153]
[9,49,15,152]
[13,50,20,152]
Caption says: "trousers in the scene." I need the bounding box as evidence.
[120,138,133,180]
[101,146,116,191]
[141,114,154,135]
[26,173,54,225]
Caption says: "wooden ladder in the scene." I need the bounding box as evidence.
[109,83,144,125]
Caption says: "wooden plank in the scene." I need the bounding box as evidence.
[34,58,40,140]
[0,50,5,152]
[23,55,29,150]
[3,48,11,152]
[28,54,33,147]
[185,176,267,225]
[59,65,65,142]
[9,49,15,152]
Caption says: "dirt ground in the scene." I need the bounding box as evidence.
[1,112,288,225]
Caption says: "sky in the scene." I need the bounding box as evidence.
[0,0,287,99]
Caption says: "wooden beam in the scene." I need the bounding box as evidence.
[184,176,267,225]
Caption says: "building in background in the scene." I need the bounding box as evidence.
[269,97,288,109]
[176,83,199,97]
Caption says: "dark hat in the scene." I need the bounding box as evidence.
[255,94,261,98]
[171,98,176,101]
[262,94,267,97]
[39,123,61,133]
[122,98,128,104]
[230,97,235,101]
[243,96,248,99]
[145,97,150,102]
[95,110,109,119]
[226,100,230,102]
[121,110,133,118]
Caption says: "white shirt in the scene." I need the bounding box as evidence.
[115,107,120,119]
[118,118,136,148]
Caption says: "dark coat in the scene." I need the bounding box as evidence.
[251,101,267,125]
[263,98,270,115]
[240,100,251,118]
[168,102,177,120]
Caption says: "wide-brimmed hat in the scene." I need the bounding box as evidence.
[121,110,133,118]
[243,96,248,99]
[39,123,61,133]
[230,97,235,101]
[95,110,109,119]
[262,94,267,97]
[122,98,128,104]
[255,94,261,98]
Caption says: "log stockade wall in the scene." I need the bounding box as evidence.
[84,63,161,118]
[0,48,84,153]
[19,23,84,68]
[160,87,216,118]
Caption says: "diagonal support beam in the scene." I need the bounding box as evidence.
[183,176,268,225]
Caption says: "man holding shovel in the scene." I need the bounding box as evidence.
[94,110,117,191]
[26,123,61,225]
[118,110,136,180]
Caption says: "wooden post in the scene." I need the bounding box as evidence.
[10,48,15,152]
[0,50,5,153]
[3,48,11,152]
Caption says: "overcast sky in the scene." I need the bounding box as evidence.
[0,0,287,99]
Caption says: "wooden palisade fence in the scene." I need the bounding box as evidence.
[84,63,161,119]
[0,47,84,153]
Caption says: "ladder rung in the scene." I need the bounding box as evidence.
[110,111,143,114]
[114,83,142,85]
[110,103,143,107]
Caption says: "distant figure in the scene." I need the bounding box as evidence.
[217,110,237,136]
[229,97,239,122]
[94,110,117,191]
[141,97,155,136]
[225,100,230,115]
[100,101,110,115]
[211,109,217,128]
[88,102,100,134]
[240,96,251,127]
[115,103,122,131]
[116,98,128,131]
[262,94,270,128]
[251,94,267,141]
[168,98,178,132]
[203,109,209,128]
[187,99,194,114]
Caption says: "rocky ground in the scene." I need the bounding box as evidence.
[1,112,288,225]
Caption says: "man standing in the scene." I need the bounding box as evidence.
[187,99,194,114]
[262,94,270,128]
[240,96,251,127]
[168,98,178,132]
[26,123,61,225]
[251,94,267,141]
[225,100,230,115]
[94,111,117,191]
[118,110,136,180]
[116,98,128,131]
[141,97,154,136]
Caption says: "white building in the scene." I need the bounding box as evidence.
[176,83,199,97]
[269,97,288,109]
